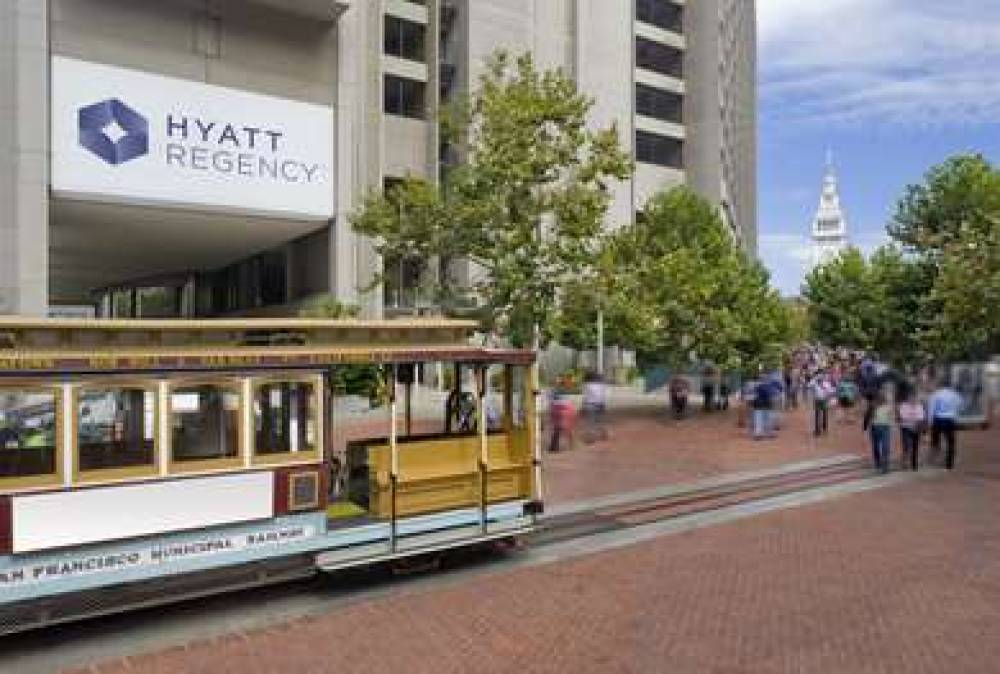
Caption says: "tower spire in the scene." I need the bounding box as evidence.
[810,152,849,269]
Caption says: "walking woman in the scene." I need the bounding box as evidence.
[869,390,893,473]
[897,387,926,471]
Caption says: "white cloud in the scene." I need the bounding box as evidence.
[758,0,1000,127]
[759,233,813,295]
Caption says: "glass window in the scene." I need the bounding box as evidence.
[636,0,683,33]
[170,383,241,466]
[0,390,58,483]
[137,287,180,318]
[77,387,157,474]
[635,130,683,169]
[636,84,683,124]
[635,37,683,79]
[384,74,426,119]
[253,380,319,457]
[384,15,426,62]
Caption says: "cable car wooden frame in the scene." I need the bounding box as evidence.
[0,318,541,632]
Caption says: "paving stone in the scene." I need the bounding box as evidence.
[76,408,1000,673]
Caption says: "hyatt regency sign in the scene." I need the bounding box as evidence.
[51,56,335,220]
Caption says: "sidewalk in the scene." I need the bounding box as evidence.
[76,424,1000,674]
[544,397,870,505]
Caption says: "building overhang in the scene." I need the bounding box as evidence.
[244,0,351,21]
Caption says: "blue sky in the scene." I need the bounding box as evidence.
[757,0,1000,295]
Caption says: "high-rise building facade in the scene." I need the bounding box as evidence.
[0,0,756,319]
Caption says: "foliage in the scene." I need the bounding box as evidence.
[581,187,791,373]
[887,154,1000,360]
[298,295,382,401]
[803,245,928,366]
[298,295,361,319]
[352,51,633,347]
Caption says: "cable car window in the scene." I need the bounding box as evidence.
[0,389,59,483]
[77,386,157,475]
[253,380,319,458]
[170,383,241,467]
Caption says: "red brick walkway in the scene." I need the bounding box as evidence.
[75,424,1000,674]
[545,401,868,504]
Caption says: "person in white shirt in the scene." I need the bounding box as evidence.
[809,371,835,437]
[897,386,927,471]
[928,380,963,469]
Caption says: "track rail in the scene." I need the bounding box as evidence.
[531,458,873,546]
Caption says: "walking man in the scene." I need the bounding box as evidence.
[929,379,962,469]
[810,370,833,436]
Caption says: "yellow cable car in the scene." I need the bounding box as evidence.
[0,318,541,633]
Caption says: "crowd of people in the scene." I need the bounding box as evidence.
[754,345,966,472]
[546,349,972,472]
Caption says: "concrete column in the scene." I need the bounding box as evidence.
[0,0,49,316]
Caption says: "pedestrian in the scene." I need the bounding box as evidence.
[718,375,731,411]
[784,367,798,409]
[581,371,608,443]
[897,385,926,471]
[869,390,893,474]
[809,370,834,436]
[701,366,716,413]
[859,358,880,430]
[669,375,690,419]
[928,378,962,469]
[836,376,858,424]
[751,377,774,440]
[547,389,576,452]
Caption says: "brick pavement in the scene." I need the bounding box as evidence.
[72,424,1000,674]
[544,400,869,505]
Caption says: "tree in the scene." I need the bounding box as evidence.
[586,187,790,372]
[802,245,924,365]
[889,154,1000,263]
[352,51,633,346]
[926,215,1000,359]
[867,246,924,364]
[802,247,881,350]
[888,154,1000,360]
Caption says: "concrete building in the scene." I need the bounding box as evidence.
[0,0,756,319]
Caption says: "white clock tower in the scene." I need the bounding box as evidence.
[811,153,849,269]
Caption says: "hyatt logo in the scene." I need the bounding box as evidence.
[78,98,149,165]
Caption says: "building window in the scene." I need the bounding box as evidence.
[169,382,242,470]
[0,389,60,487]
[636,37,683,79]
[77,386,157,477]
[635,131,683,169]
[384,15,426,62]
[252,379,320,462]
[384,74,426,119]
[635,84,683,124]
[636,0,683,33]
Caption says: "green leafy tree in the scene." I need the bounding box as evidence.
[802,247,881,350]
[591,187,790,372]
[888,154,1000,360]
[352,51,633,346]
[803,246,924,365]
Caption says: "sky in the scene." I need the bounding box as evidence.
[757,0,1000,296]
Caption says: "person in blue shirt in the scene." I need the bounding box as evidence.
[928,380,963,469]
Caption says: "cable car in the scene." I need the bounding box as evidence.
[0,318,541,633]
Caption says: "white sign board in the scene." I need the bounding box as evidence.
[51,56,335,220]
[12,471,274,553]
